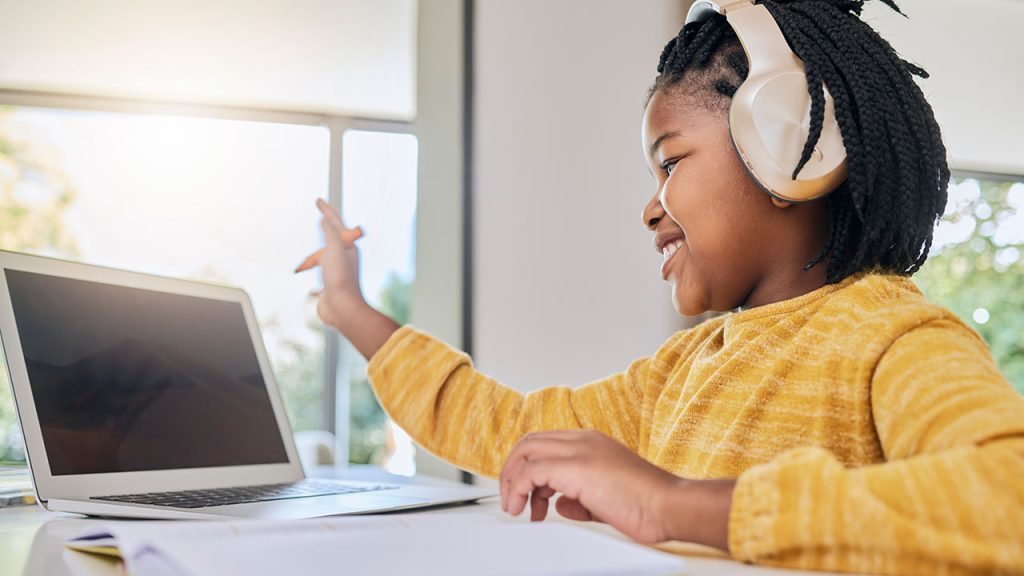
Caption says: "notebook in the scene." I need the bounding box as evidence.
[65,513,687,576]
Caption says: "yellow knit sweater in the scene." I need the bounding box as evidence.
[367,273,1024,575]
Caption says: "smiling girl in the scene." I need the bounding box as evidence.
[302,0,1024,573]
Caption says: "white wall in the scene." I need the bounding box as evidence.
[411,0,466,480]
[861,0,1023,175]
[472,1,686,393]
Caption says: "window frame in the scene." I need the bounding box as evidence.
[0,87,415,464]
[951,169,1024,185]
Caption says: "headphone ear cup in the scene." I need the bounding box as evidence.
[729,70,847,202]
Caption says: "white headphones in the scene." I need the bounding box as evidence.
[686,0,847,202]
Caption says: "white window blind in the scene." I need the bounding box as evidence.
[0,0,417,119]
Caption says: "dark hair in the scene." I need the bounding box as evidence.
[650,0,949,284]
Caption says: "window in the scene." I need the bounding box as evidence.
[915,174,1024,394]
[340,130,418,473]
[0,0,422,472]
[0,106,418,470]
[0,105,329,463]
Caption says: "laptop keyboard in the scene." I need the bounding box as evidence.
[92,479,400,509]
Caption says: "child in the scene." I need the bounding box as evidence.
[301,0,1024,573]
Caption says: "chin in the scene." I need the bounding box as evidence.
[671,283,708,318]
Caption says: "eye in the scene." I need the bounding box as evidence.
[661,159,679,176]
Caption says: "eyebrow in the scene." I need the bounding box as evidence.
[648,131,682,159]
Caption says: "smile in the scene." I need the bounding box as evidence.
[660,239,684,280]
[661,239,684,261]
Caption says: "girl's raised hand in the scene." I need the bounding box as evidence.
[295,198,365,330]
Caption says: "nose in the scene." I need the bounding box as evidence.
[642,190,665,231]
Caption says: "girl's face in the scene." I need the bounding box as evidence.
[641,88,829,316]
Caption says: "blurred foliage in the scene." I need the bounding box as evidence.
[254,272,412,466]
[349,274,411,465]
[272,315,326,433]
[915,177,1024,394]
[0,110,80,256]
[0,107,81,464]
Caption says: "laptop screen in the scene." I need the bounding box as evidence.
[4,269,290,475]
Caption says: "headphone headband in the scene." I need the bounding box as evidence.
[681,0,848,202]
[687,0,751,23]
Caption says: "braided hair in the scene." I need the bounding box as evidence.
[650,0,949,284]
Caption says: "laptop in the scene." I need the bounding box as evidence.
[0,250,492,520]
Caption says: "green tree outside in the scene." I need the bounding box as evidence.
[349,273,411,465]
[0,106,81,464]
[915,177,1024,394]
[271,314,327,433]
[239,272,412,465]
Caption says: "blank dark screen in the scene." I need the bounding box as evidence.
[5,269,289,475]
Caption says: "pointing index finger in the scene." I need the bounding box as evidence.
[316,198,349,230]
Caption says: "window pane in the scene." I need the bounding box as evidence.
[916,176,1024,394]
[341,130,417,473]
[0,105,330,464]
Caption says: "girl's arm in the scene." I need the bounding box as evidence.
[307,198,681,477]
[366,325,684,478]
[727,318,1024,575]
[331,298,400,361]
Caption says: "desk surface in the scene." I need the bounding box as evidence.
[0,467,835,576]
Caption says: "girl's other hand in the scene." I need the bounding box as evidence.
[499,430,734,550]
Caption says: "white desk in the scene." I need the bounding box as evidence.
[0,467,834,576]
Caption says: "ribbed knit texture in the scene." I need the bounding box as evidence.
[367,273,1024,575]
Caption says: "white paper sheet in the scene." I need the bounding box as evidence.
[67,513,686,576]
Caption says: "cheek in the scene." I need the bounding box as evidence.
[661,177,726,251]
[662,170,766,273]
[659,185,685,226]
[660,173,705,230]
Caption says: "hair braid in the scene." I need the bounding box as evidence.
[783,2,906,270]
[810,1,941,273]
[768,4,873,225]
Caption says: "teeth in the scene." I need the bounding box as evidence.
[661,239,684,261]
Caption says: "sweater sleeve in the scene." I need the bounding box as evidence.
[366,325,682,478]
[728,318,1024,575]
